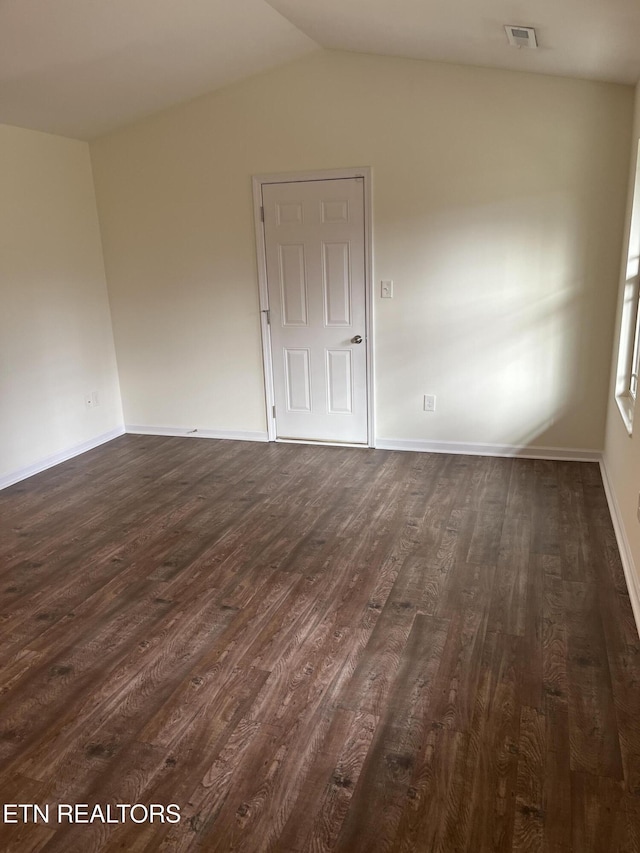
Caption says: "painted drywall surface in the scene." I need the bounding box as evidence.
[91,50,633,448]
[0,123,123,480]
[604,83,640,581]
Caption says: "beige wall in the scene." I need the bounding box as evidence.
[91,50,633,450]
[603,83,640,606]
[0,123,123,484]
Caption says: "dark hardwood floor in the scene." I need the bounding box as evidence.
[1,435,639,852]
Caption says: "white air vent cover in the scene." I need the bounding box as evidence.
[505,25,538,49]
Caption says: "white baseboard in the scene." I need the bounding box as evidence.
[0,426,125,491]
[374,437,601,462]
[125,425,269,443]
[599,458,640,638]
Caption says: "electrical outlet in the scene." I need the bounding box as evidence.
[424,394,436,412]
[381,280,394,298]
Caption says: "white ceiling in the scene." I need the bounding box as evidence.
[266,0,640,86]
[1,0,639,141]
[0,0,317,139]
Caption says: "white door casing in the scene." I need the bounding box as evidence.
[260,177,369,444]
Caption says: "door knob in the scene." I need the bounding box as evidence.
[351,335,363,344]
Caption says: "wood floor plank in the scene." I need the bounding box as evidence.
[531,461,561,556]
[570,772,626,853]
[449,630,522,853]
[564,581,624,779]
[0,442,638,852]
[466,511,505,566]
[392,723,470,853]
[596,574,640,797]
[505,458,536,518]
[544,694,572,852]
[431,561,496,732]
[328,615,449,851]
[542,572,569,703]
[298,710,378,853]
[519,553,545,709]
[0,772,57,852]
[513,705,545,852]
[274,707,363,852]
[487,513,532,637]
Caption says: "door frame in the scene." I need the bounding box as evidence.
[252,167,375,446]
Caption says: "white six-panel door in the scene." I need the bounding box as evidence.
[262,178,368,444]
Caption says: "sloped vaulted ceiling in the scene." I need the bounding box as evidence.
[1,0,639,140]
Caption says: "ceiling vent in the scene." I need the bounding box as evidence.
[504,25,538,49]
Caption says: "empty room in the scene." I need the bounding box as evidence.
[2,0,640,850]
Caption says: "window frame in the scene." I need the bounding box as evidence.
[615,140,640,435]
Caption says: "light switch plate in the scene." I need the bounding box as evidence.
[381,280,393,298]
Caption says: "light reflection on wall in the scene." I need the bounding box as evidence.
[376,187,614,450]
